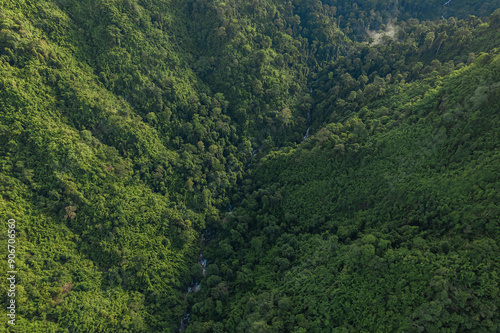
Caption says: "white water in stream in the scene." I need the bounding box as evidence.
[179,252,207,331]
[303,127,311,140]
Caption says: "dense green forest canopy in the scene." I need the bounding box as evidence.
[0,0,499,331]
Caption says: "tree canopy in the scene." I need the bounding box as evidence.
[0,0,499,331]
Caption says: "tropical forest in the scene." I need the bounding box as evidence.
[0,0,499,331]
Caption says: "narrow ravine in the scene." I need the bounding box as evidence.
[179,241,208,332]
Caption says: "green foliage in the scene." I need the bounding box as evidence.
[0,0,499,331]
[187,51,500,332]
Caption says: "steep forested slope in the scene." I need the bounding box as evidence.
[188,53,500,332]
[0,0,499,332]
[0,0,248,330]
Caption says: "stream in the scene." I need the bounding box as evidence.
[303,106,312,140]
[441,0,452,19]
[303,127,311,140]
[178,248,208,331]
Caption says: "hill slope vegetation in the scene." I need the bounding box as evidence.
[0,0,499,331]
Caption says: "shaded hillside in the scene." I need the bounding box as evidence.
[188,51,500,333]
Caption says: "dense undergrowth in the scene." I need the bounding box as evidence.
[0,0,499,331]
